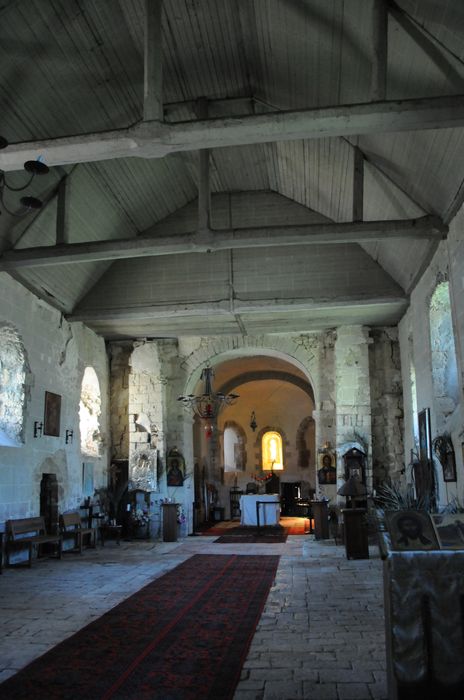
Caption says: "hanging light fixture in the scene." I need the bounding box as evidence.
[177,366,239,432]
[249,411,257,432]
[0,136,49,216]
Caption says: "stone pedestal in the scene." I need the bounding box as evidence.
[342,508,369,559]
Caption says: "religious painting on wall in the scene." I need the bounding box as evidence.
[43,391,61,437]
[442,450,457,482]
[432,433,457,483]
[317,450,336,485]
[166,448,185,486]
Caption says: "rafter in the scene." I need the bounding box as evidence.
[2,94,464,172]
[0,215,446,271]
[388,1,464,91]
[371,0,388,101]
[143,0,164,122]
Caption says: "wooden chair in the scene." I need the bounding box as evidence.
[60,512,97,553]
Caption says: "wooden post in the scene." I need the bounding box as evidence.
[143,0,163,122]
[56,177,69,245]
[353,147,364,222]
[196,98,211,232]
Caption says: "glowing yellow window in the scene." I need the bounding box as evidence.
[262,431,283,470]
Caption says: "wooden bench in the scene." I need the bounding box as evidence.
[60,512,97,553]
[6,516,62,567]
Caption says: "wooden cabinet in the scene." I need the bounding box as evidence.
[311,500,330,539]
[162,503,179,542]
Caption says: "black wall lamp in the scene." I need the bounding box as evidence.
[65,429,74,444]
[0,136,49,216]
[33,421,43,438]
[249,411,257,432]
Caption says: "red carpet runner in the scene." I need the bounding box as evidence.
[0,554,279,700]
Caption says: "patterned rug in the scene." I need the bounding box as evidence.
[0,554,280,700]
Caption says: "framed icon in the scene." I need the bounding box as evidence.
[43,391,61,437]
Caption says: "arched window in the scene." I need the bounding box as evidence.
[79,366,102,457]
[429,281,459,428]
[0,324,27,446]
[262,431,284,470]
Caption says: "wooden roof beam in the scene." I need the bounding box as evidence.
[2,94,464,172]
[68,295,408,323]
[0,216,447,270]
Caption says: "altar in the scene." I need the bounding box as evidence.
[240,494,280,526]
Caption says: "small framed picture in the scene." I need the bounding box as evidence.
[442,450,457,482]
[386,509,439,551]
[418,408,431,462]
[43,391,61,437]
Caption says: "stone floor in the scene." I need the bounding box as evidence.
[0,534,387,699]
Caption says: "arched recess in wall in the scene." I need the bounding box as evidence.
[0,324,29,446]
[223,420,247,472]
[79,366,102,457]
[296,416,314,468]
[429,281,459,429]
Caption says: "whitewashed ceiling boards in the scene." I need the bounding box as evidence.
[1,0,463,338]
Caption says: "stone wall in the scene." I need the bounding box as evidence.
[398,202,464,507]
[0,274,109,525]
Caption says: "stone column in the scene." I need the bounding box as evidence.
[109,342,132,460]
[158,340,194,536]
[335,325,373,492]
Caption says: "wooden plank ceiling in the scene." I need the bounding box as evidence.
[0,0,463,338]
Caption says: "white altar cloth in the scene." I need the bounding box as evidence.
[240,494,280,526]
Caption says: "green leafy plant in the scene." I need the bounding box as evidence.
[374,481,432,512]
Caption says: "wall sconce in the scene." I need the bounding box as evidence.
[249,411,257,432]
[33,421,43,438]
[0,138,50,216]
[65,429,74,444]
